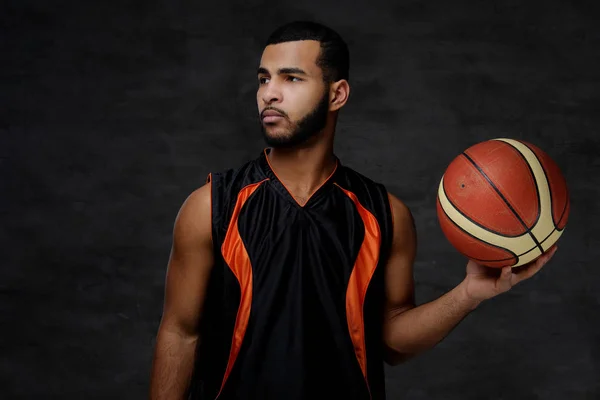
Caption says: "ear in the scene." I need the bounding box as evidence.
[329,79,350,112]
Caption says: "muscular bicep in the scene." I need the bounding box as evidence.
[159,182,214,337]
[384,193,417,315]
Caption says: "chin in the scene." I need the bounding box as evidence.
[263,135,295,148]
[262,126,292,141]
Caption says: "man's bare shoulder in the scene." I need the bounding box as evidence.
[387,192,414,229]
[186,182,212,209]
[173,182,212,246]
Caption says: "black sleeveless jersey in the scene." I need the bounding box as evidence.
[189,149,394,400]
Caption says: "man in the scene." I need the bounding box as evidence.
[149,21,557,400]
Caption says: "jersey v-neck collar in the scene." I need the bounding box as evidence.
[257,148,341,209]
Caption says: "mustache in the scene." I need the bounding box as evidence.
[260,107,289,119]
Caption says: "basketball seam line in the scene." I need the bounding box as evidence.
[441,178,531,239]
[439,188,519,263]
[557,194,569,230]
[539,227,559,246]
[440,180,548,263]
[516,140,567,231]
[461,151,544,254]
[499,140,542,230]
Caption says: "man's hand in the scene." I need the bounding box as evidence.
[462,245,558,304]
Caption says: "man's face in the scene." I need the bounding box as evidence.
[257,40,331,148]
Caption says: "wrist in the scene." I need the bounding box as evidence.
[457,278,483,311]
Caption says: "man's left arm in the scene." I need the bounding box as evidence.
[382,193,556,365]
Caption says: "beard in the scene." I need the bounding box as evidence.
[260,90,330,149]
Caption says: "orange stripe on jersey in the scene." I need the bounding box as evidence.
[335,183,382,399]
[216,179,268,398]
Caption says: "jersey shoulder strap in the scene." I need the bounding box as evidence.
[334,164,394,253]
[206,156,267,248]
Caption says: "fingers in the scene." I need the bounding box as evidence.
[512,246,558,285]
[495,266,514,293]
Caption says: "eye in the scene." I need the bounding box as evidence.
[258,77,270,84]
[288,76,302,82]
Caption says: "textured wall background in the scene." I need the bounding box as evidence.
[1,0,599,398]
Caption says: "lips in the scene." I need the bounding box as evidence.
[262,109,284,118]
[261,109,285,123]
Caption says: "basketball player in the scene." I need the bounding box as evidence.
[149,21,557,400]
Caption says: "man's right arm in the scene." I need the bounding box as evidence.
[149,182,214,400]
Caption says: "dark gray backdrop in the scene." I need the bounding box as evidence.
[2,0,599,398]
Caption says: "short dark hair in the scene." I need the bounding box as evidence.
[265,21,350,83]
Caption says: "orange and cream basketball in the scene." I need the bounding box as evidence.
[436,138,570,268]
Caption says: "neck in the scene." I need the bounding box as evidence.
[266,137,337,196]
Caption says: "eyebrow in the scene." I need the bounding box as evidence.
[257,67,308,76]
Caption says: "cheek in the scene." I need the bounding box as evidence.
[287,89,317,115]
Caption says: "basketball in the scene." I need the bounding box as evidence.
[436,138,570,268]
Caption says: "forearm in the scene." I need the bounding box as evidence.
[384,279,480,363]
[149,327,199,400]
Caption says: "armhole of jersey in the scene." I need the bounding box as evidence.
[386,191,395,233]
[385,190,397,267]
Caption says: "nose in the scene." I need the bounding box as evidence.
[261,81,282,105]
